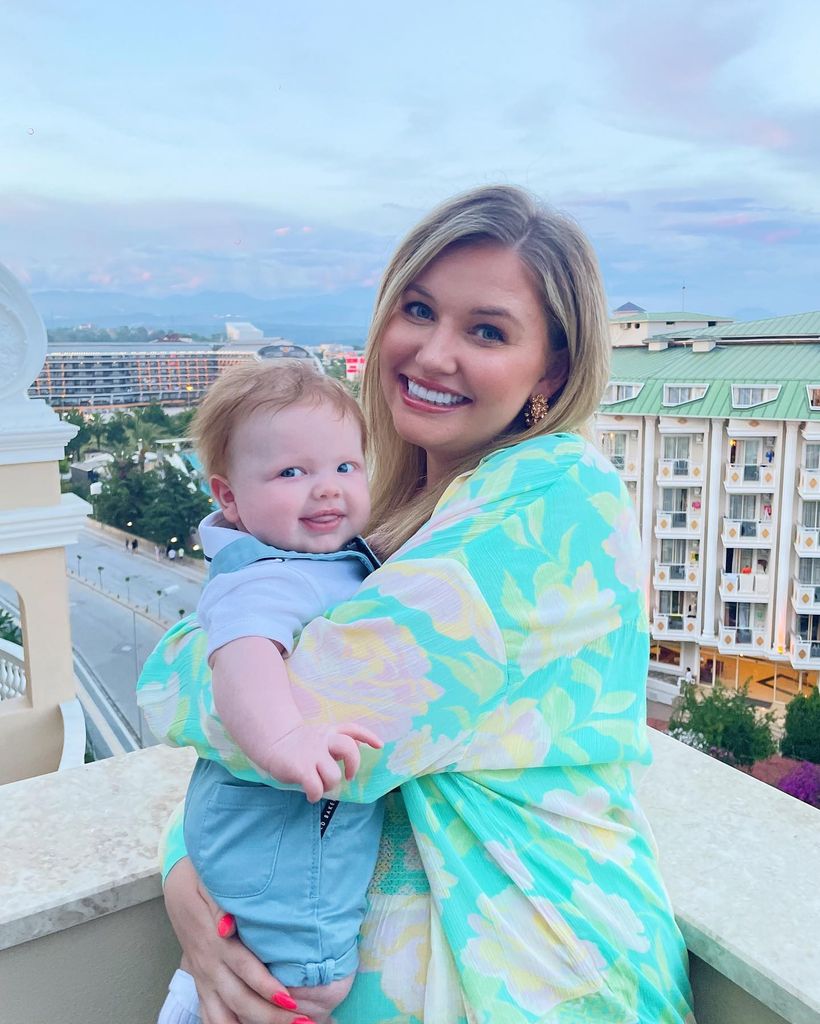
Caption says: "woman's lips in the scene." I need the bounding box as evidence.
[399,374,470,413]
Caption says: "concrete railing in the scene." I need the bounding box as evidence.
[0,737,818,1024]
[0,637,26,700]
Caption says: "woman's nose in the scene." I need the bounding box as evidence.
[415,323,458,376]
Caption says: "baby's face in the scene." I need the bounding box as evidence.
[218,400,370,553]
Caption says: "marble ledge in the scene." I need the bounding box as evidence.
[0,743,196,951]
[641,730,820,1024]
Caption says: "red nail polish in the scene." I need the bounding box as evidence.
[272,991,298,1010]
[216,913,234,937]
[291,1018,317,1024]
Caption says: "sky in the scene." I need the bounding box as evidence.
[2,0,820,323]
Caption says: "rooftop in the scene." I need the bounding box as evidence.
[659,310,820,341]
[607,343,820,420]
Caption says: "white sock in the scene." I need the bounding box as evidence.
[157,969,202,1024]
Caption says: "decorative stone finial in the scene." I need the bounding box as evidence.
[0,262,48,403]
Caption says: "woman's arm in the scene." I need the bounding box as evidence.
[139,555,507,801]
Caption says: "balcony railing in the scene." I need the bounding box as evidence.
[789,635,820,668]
[794,524,820,555]
[0,638,26,701]
[653,562,701,589]
[721,517,774,547]
[724,461,777,491]
[719,571,770,601]
[606,452,639,477]
[792,581,820,613]
[798,466,820,499]
[655,509,702,536]
[651,612,700,638]
[718,621,769,653]
[657,457,704,485]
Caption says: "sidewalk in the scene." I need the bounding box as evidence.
[84,518,206,584]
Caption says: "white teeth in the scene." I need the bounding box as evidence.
[406,378,467,406]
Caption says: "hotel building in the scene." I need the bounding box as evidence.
[28,334,322,411]
[596,311,820,707]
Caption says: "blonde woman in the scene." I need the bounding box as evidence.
[139,185,695,1024]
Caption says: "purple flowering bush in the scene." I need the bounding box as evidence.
[777,761,820,809]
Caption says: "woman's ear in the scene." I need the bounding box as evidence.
[209,476,240,525]
[539,346,570,400]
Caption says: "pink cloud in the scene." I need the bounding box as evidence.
[761,228,800,245]
[274,226,291,236]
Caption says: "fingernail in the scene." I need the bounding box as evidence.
[216,913,235,937]
[291,1018,317,1024]
[272,992,298,1010]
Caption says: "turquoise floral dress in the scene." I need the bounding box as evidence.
[138,434,695,1024]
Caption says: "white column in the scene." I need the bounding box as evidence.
[701,419,724,642]
[774,420,799,656]
[640,417,656,602]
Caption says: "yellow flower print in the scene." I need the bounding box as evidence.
[459,698,551,771]
[463,888,603,1015]
[602,507,644,593]
[413,831,460,900]
[534,786,636,868]
[484,839,534,891]
[571,881,651,953]
[387,723,472,779]
[359,893,431,1014]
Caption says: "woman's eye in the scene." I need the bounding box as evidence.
[279,467,305,478]
[405,300,434,321]
[475,323,505,343]
[337,462,355,474]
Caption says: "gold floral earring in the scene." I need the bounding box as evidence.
[524,393,548,427]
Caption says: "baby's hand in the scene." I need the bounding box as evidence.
[261,723,382,803]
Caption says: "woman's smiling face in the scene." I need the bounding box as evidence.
[378,242,568,484]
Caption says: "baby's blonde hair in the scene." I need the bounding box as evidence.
[191,360,366,480]
[362,184,610,558]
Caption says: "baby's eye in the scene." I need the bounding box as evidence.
[337,462,356,474]
[474,323,505,343]
[279,467,306,478]
[405,300,434,321]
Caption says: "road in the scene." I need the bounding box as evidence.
[1,524,208,756]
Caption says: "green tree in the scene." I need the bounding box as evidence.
[94,457,159,531]
[0,608,22,646]
[104,411,131,450]
[139,464,211,547]
[62,409,90,460]
[780,687,820,764]
[668,683,776,769]
[88,412,107,450]
[141,403,171,429]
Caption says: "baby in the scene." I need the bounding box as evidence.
[161,361,384,1024]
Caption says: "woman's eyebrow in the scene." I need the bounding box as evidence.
[471,305,521,326]
[405,282,434,299]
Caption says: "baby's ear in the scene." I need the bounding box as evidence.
[209,476,240,525]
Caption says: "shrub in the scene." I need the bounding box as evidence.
[780,687,820,764]
[0,608,22,646]
[777,761,820,809]
[668,683,776,769]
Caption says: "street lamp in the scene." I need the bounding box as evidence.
[125,575,131,603]
[76,554,82,578]
[97,565,104,589]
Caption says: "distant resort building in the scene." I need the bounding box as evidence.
[610,302,733,348]
[595,309,820,709]
[28,326,323,410]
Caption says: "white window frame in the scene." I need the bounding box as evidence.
[731,385,780,409]
[601,381,644,405]
[662,383,708,406]
[806,386,820,411]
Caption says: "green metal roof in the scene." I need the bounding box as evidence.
[605,343,820,420]
[659,311,820,340]
[612,310,731,323]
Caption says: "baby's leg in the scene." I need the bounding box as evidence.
[287,973,354,1024]
[156,967,201,1024]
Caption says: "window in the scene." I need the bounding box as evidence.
[601,382,644,405]
[807,387,820,410]
[799,559,820,585]
[600,431,627,469]
[731,385,780,408]
[806,444,820,470]
[728,494,756,521]
[803,501,820,529]
[663,384,708,406]
[663,435,691,462]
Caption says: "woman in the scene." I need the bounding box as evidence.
[140,185,695,1024]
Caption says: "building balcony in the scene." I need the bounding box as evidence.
[719,571,771,602]
[0,638,27,700]
[792,581,820,613]
[798,466,820,500]
[795,524,820,556]
[655,509,703,538]
[656,457,704,487]
[606,452,640,479]
[721,517,774,548]
[651,612,700,639]
[717,621,769,654]
[724,461,777,492]
[789,635,820,669]
[653,562,701,589]
[4,737,819,1023]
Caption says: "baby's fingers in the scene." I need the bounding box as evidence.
[337,722,383,750]
[300,767,325,804]
[317,750,344,790]
[328,734,361,781]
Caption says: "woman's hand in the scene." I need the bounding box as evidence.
[164,857,314,1024]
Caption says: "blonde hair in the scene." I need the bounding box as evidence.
[191,360,366,480]
[362,184,610,557]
